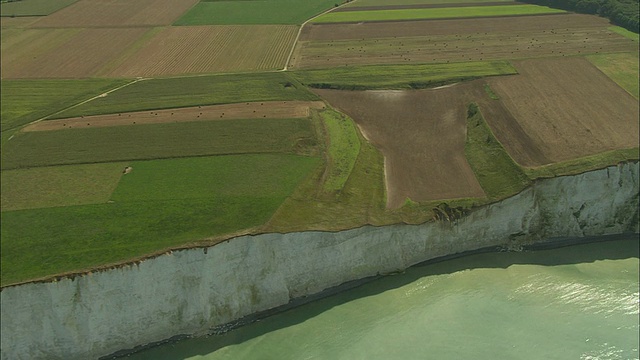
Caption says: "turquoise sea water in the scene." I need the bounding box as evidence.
[127,238,639,360]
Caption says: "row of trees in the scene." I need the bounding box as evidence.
[521,0,639,33]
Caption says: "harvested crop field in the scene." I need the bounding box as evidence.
[0,0,77,16]
[314,83,486,208]
[0,16,40,28]
[291,14,637,69]
[104,25,298,77]
[1,27,149,78]
[29,0,198,27]
[482,57,640,166]
[24,101,326,131]
[344,0,512,7]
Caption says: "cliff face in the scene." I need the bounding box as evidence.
[1,163,638,360]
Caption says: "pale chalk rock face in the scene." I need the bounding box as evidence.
[1,163,638,360]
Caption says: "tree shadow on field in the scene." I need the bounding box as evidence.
[111,234,638,360]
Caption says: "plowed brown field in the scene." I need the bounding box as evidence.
[105,25,298,77]
[2,28,148,79]
[483,57,640,166]
[29,0,198,27]
[291,14,637,69]
[23,101,326,131]
[315,84,486,208]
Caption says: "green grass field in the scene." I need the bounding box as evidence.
[1,79,129,132]
[0,154,320,286]
[312,4,564,23]
[2,118,317,169]
[1,163,126,211]
[523,148,639,179]
[292,61,517,89]
[465,103,530,200]
[318,109,360,192]
[587,52,639,98]
[53,73,317,119]
[174,0,336,25]
[608,26,640,41]
[0,0,77,16]
[345,0,512,7]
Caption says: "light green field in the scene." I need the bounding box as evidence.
[524,148,639,179]
[312,4,564,23]
[0,154,320,286]
[0,0,77,16]
[54,73,317,119]
[608,26,639,41]
[345,0,512,7]
[587,52,639,98]
[292,61,517,89]
[174,0,336,25]
[2,118,317,169]
[319,109,360,192]
[1,79,129,132]
[0,163,126,211]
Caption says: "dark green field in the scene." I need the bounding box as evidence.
[2,118,317,169]
[53,73,317,119]
[174,0,336,25]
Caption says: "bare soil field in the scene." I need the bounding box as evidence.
[2,27,148,79]
[23,101,326,131]
[483,57,640,166]
[29,0,198,27]
[104,25,298,77]
[314,83,486,208]
[291,14,636,69]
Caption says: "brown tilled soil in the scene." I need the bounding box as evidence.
[291,14,636,69]
[483,57,640,166]
[314,83,487,208]
[0,16,40,28]
[104,25,298,77]
[29,0,198,27]
[334,1,521,11]
[23,101,326,131]
[2,27,148,78]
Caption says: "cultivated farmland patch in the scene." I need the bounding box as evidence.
[2,27,149,78]
[314,82,486,208]
[24,101,326,131]
[0,0,77,16]
[483,57,640,166]
[105,25,298,77]
[29,0,198,27]
[291,15,637,69]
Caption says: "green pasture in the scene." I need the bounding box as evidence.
[523,148,639,179]
[1,162,126,212]
[54,73,317,118]
[0,0,76,16]
[292,61,517,89]
[608,26,639,41]
[1,154,319,286]
[318,109,360,192]
[174,0,336,25]
[1,79,128,132]
[465,103,530,200]
[312,4,564,22]
[345,0,512,7]
[2,118,317,169]
[587,52,639,98]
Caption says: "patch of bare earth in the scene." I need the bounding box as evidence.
[29,0,198,27]
[484,57,640,166]
[314,84,486,208]
[290,14,636,69]
[23,101,326,131]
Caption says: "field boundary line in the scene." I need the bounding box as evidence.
[282,1,357,71]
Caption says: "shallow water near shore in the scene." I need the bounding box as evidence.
[126,237,639,359]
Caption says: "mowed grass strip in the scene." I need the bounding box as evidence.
[0,0,77,16]
[345,0,512,7]
[2,118,317,169]
[1,79,129,132]
[0,154,320,286]
[318,109,360,192]
[465,103,530,200]
[608,26,639,41]
[54,73,317,118]
[174,0,336,25]
[1,162,126,212]
[312,4,564,23]
[292,61,517,89]
[587,52,639,98]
